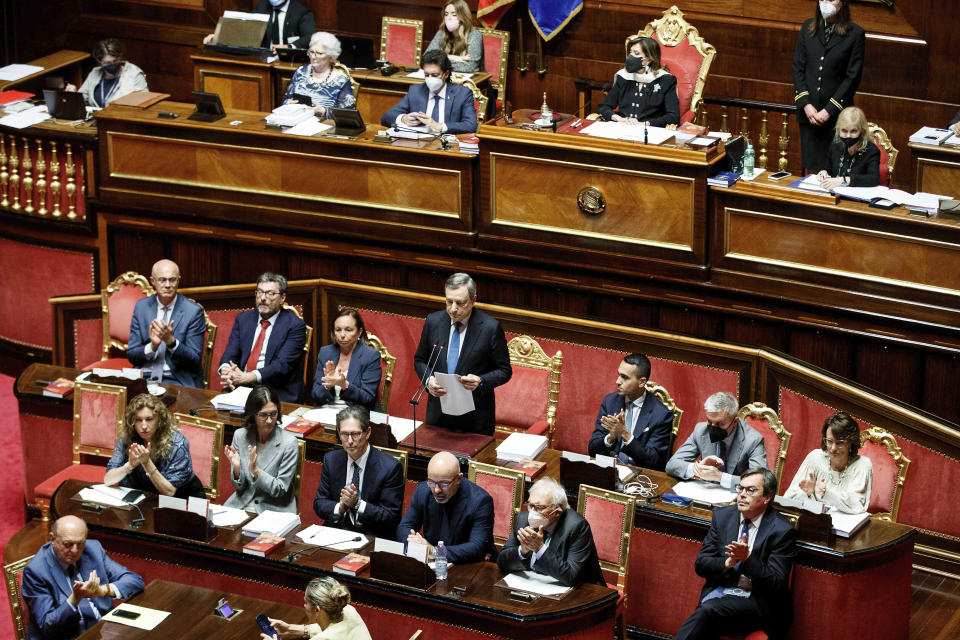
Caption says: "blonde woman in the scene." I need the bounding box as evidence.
[262,577,371,640]
[424,0,483,73]
[816,106,880,189]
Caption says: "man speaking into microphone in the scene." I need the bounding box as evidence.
[413,273,512,435]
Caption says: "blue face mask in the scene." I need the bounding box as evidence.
[269,0,286,6]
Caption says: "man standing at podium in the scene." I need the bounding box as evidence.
[413,272,512,435]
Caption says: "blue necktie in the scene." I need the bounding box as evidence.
[431,92,441,123]
[446,322,461,374]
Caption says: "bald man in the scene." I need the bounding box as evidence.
[21,516,144,640]
[126,259,207,387]
[397,451,496,563]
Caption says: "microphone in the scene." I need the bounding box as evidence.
[410,343,445,456]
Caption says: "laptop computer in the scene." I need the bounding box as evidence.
[338,36,377,69]
[331,108,365,136]
[43,90,88,120]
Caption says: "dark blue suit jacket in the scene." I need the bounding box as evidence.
[219,308,307,402]
[380,82,478,135]
[126,294,206,388]
[313,445,404,540]
[397,478,496,564]
[311,343,382,411]
[22,540,144,640]
[587,391,674,470]
[254,0,315,49]
[413,308,512,435]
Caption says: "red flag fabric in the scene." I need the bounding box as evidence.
[477,0,515,28]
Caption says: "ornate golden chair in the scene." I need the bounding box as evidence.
[380,17,424,68]
[468,461,525,546]
[174,413,224,501]
[334,61,361,102]
[201,307,218,389]
[366,332,397,413]
[291,438,307,514]
[859,426,910,521]
[479,28,510,112]
[496,335,562,446]
[451,75,489,122]
[868,122,898,186]
[283,303,313,393]
[645,380,683,454]
[82,271,154,371]
[376,445,409,481]
[736,402,792,485]
[4,554,34,640]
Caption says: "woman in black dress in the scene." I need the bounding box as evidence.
[792,0,865,173]
[598,36,679,128]
[817,106,880,189]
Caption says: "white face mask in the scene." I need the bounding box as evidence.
[819,1,838,20]
[445,16,460,33]
[425,75,445,94]
[527,509,549,529]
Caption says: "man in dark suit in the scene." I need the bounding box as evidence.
[314,405,404,540]
[666,392,767,489]
[218,272,307,402]
[675,468,797,640]
[398,451,496,564]
[498,477,605,587]
[256,0,315,49]
[21,515,144,640]
[413,272,512,435]
[381,49,478,135]
[587,353,675,470]
[126,259,206,387]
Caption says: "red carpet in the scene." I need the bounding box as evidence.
[0,373,26,640]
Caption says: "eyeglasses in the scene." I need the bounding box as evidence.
[426,478,457,490]
[255,289,282,298]
[339,431,364,441]
[153,276,179,284]
[256,410,279,420]
[307,50,326,57]
[525,502,554,513]
[735,485,761,495]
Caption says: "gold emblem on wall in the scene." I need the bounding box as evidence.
[577,186,606,216]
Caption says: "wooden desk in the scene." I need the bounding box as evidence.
[0,49,88,93]
[909,141,960,195]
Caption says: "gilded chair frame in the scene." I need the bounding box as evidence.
[645,380,683,454]
[451,75,489,122]
[495,335,562,446]
[366,333,396,413]
[334,61,361,103]
[173,412,224,501]
[468,460,525,545]
[292,438,307,514]
[4,555,33,640]
[283,303,313,390]
[479,28,510,108]
[737,401,792,485]
[73,381,127,462]
[380,17,424,67]
[576,484,635,585]
[868,122,898,184]
[201,307,218,389]
[632,4,717,121]
[100,271,154,359]
[860,426,910,522]
[375,445,409,480]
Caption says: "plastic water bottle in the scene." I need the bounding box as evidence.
[434,541,448,580]
[743,142,755,178]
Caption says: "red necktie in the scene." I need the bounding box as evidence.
[245,320,271,372]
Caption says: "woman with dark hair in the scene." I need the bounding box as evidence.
[223,385,299,513]
[72,38,148,108]
[262,577,371,640]
[792,0,865,173]
[817,106,880,188]
[104,394,205,498]
[784,411,873,513]
[598,36,679,127]
[311,308,382,411]
[423,0,483,73]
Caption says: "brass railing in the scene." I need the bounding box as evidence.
[0,130,93,221]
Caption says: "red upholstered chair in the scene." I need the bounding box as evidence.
[577,484,635,640]
[450,75,489,122]
[173,413,224,500]
[868,122,898,187]
[4,554,34,640]
[480,28,510,112]
[34,381,127,520]
[82,271,154,371]
[645,380,683,453]
[859,426,910,521]
[736,402,792,486]
[495,335,563,446]
[380,17,424,68]
[468,461,524,546]
[366,333,397,414]
[634,5,716,124]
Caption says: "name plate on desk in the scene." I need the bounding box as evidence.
[153,507,217,542]
[369,551,436,590]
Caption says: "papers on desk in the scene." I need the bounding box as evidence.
[92,367,143,380]
[496,433,547,462]
[285,118,332,136]
[946,134,960,146]
[211,386,252,411]
[266,103,316,127]
[0,105,49,130]
[386,416,420,442]
[435,372,475,416]
[223,10,269,20]
[241,510,300,537]
[832,186,953,213]
[502,571,573,597]
[671,480,737,507]
[582,121,676,145]
[791,174,830,193]
[78,484,145,508]
[374,537,405,555]
[385,126,435,140]
[296,525,369,550]
[739,168,767,182]
[909,126,952,146]
[0,64,44,81]
[405,69,426,79]
[773,494,825,515]
[831,511,870,538]
[209,505,252,527]
[103,604,170,630]
[298,406,339,425]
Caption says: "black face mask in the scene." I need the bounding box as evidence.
[102,62,121,76]
[625,55,646,74]
[707,425,728,443]
[839,135,859,149]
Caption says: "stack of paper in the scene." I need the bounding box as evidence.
[211,386,252,411]
[496,433,548,462]
[0,64,44,81]
[296,525,368,550]
[909,126,952,146]
[92,367,143,380]
[831,511,870,538]
[209,505,251,527]
[671,480,737,506]
[502,570,573,597]
[241,510,301,537]
[78,484,146,507]
[386,416,419,442]
[583,121,676,144]
[904,192,952,214]
[266,103,316,127]
[792,174,830,193]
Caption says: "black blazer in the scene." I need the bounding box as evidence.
[587,391,674,470]
[256,0,316,49]
[694,505,797,638]
[826,139,881,187]
[313,446,405,540]
[413,308,512,435]
[597,70,680,127]
[792,19,865,120]
[497,509,606,587]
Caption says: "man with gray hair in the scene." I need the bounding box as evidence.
[413,272,512,435]
[666,392,767,489]
[497,477,605,587]
[218,272,307,402]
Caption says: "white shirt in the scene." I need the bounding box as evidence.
[604,392,646,447]
[394,83,450,133]
[143,295,180,367]
[334,444,371,516]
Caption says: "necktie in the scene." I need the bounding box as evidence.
[245,320,271,372]
[349,462,361,524]
[150,305,171,381]
[616,403,635,464]
[431,91,441,123]
[733,519,751,570]
[270,8,281,46]
[716,439,727,472]
[446,322,461,374]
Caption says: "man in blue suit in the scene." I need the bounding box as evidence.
[314,405,404,540]
[218,272,307,402]
[381,49,478,135]
[22,515,144,640]
[398,451,496,564]
[126,259,206,387]
[588,353,675,470]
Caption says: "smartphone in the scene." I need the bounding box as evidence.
[112,608,141,620]
[256,613,277,639]
[768,171,791,181]
[217,602,234,618]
